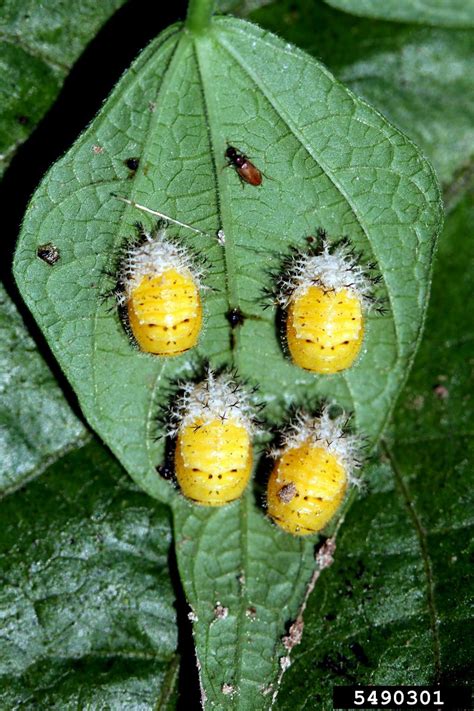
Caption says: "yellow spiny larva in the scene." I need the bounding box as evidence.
[276,234,377,374]
[286,285,363,373]
[170,371,257,506]
[115,223,204,356]
[267,408,361,535]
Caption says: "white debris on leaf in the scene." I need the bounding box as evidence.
[222,683,236,696]
[214,602,229,620]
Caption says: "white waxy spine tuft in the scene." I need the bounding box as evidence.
[116,226,204,305]
[169,370,257,436]
[274,406,362,484]
[276,239,374,309]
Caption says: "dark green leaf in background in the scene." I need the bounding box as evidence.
[322,0,474,28]
[12,11,442,705]
[0,283,86,496]
[275,185,474,708]
[216,0,273,16]
[0,439,178,709]
[0,0,128,176]
[252,0,474,188]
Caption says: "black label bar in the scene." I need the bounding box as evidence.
[333,686,472,710]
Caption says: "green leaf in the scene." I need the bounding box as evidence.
[323,0,474,28]
[275,185,474,707]
[13,15,442,704]
[13,17,442,494]
[0,438,178,708]
[173,497,315,705]
[252,0,474,187]
[0,282,86,496]
[0,0,127,176]
[216,0,273,16]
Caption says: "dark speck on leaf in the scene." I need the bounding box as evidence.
[125,157,140,171]
[433,383,449,400]
[349,641,370,666]
[226,308,245,328]
[37,243,60,265]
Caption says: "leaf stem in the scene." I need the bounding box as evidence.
[185,0,216,34]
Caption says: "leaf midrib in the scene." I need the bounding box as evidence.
[193,36,261,708]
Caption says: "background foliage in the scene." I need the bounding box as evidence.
[1,0,472,707]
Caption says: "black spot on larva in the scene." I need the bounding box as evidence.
[226,308,245,328]
[155,461,174,481]
[17,115,29,125]
[37,243,60,265]
[124,157,140,171]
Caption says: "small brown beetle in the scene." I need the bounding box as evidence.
[225,145,262,186]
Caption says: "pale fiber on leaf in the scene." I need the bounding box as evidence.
[13,15,442,707]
